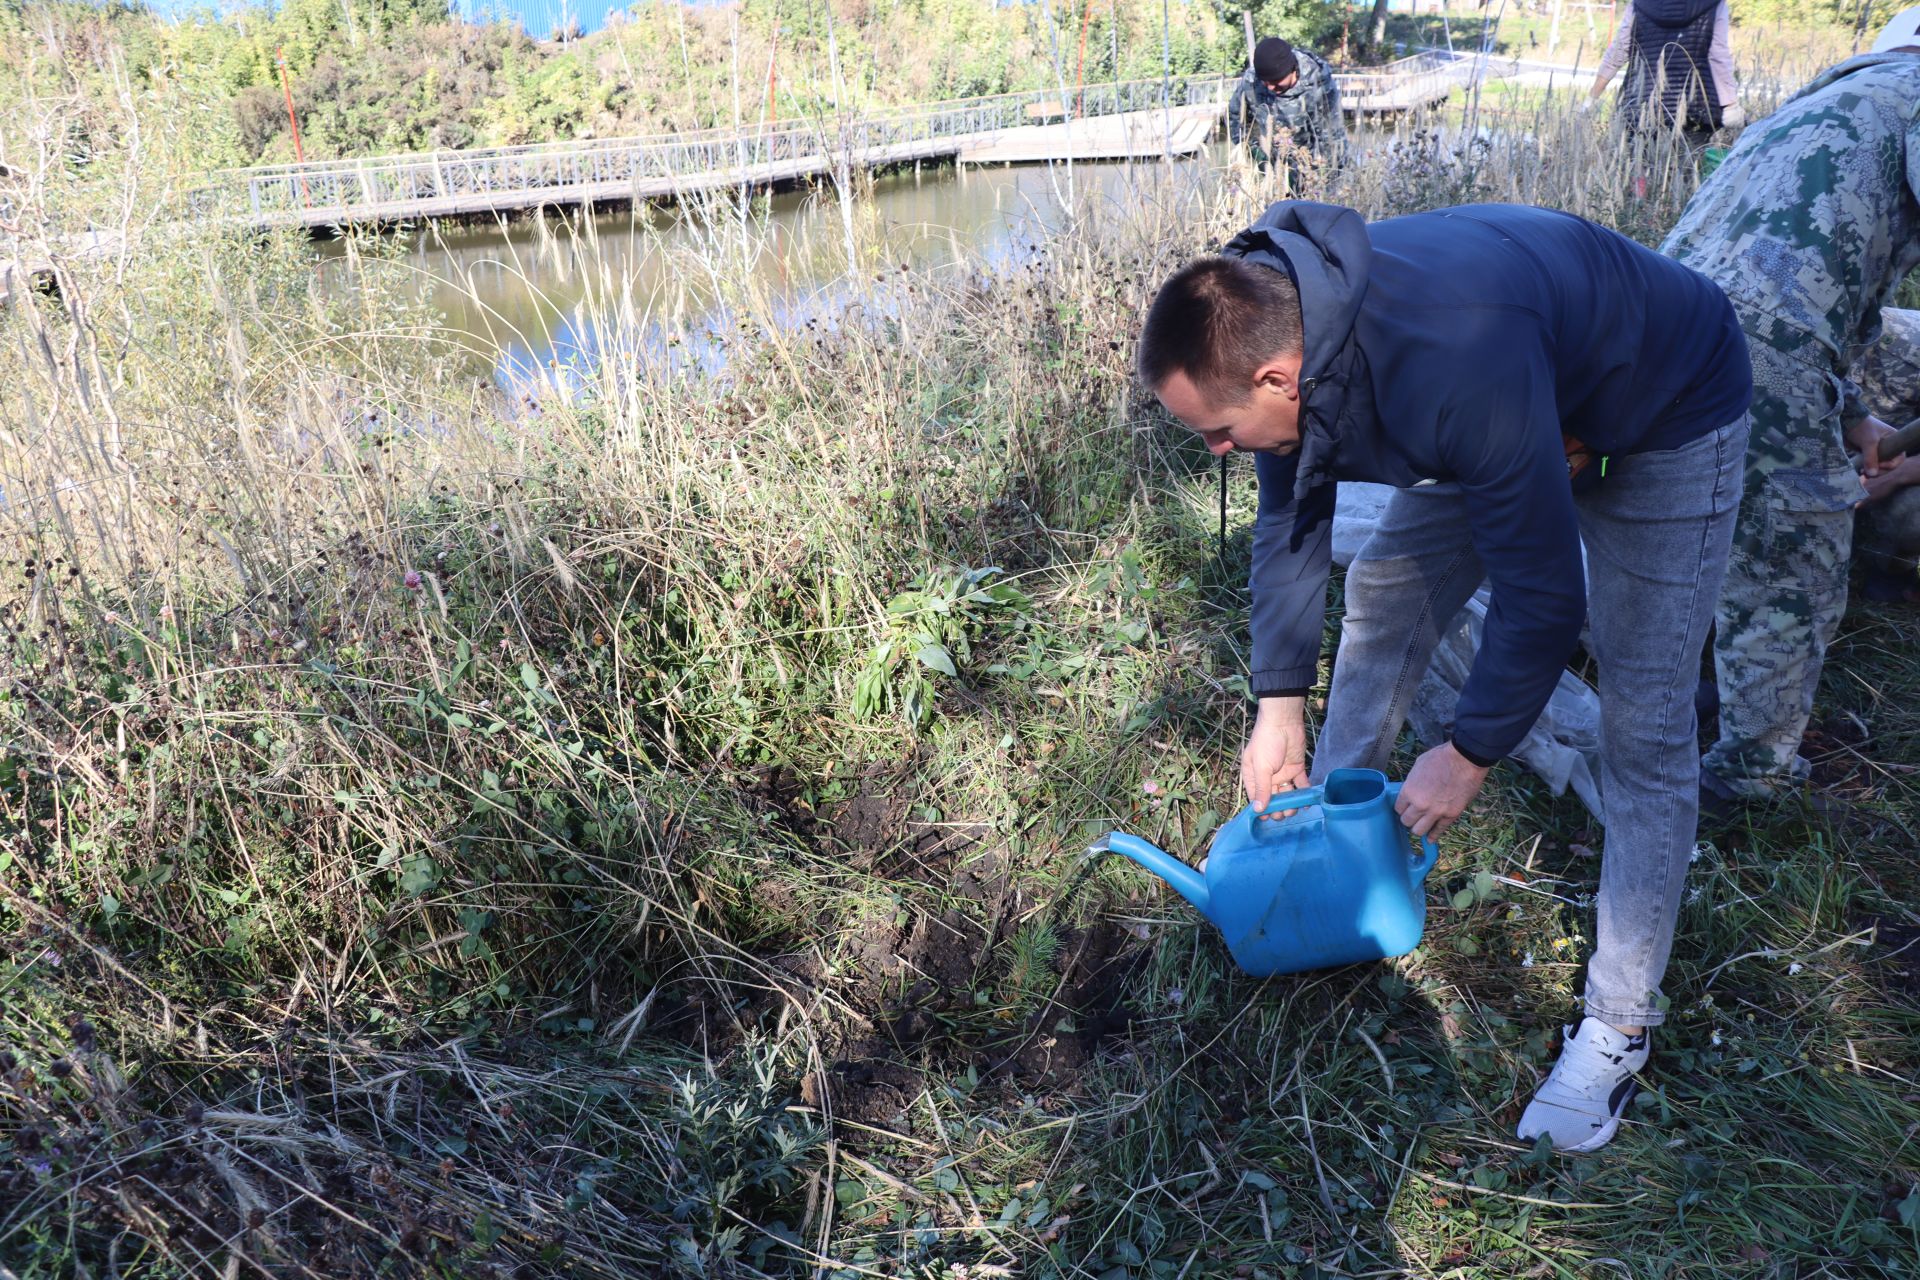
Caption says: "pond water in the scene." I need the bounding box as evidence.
[313,152,1227,383]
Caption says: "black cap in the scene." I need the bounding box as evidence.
[1254,36,1299,83]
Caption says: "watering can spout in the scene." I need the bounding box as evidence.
[1103,832,1211,913]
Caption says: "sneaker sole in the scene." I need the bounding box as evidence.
[1558,1113,1623,1153]
[1522,1074,1642,1153]
[1516,1113,1623,1154]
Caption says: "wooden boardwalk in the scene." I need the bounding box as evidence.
[187,53,1486,231]
[955,104,1220,165]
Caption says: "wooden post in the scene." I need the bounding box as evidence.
[1548,0,1563,56]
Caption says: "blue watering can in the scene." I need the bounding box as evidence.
[1102,768,1441,978]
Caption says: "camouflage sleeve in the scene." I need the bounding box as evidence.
[1841,376,1870,426]
[1870,123,1920,424]
[1853,308,1920,423]
[1909,106,1920,206]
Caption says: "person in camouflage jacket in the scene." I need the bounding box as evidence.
[1851,308,1920,600]
[1661,25,1920,805]
[1229,36,1349,188]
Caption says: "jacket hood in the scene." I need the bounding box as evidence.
[1792,50,1920,100]
[1222,201,1374,497]
[1633,0,1719,30]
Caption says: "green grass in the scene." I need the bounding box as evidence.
[2,27,1919,1280]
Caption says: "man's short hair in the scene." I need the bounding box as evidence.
[1136,257,1304,405]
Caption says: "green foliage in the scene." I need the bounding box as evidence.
[661,1039,826,1273]
[1734,0,1859,26]
[853,565,1033,727]
[1223,0,1345,54]
[2,14,1913,1276]
[995,919,1063,1010]
[0,0,1245,166]
[291,22,529,157]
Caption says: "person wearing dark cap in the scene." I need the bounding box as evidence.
[1228,35,1348,188]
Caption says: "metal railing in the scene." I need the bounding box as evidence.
[1338,48,1484,110]
[197,74,1237,223]
[194,51,1477,224]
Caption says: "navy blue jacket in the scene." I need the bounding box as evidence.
[1236,202,1750,764]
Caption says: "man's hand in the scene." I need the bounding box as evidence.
[1863,450,1920,504]
[1243,695,1311,819]
[1393,742,1492,839]
[1845,415,1909,479]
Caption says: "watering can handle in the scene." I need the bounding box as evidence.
[1383,782,1443,882]
[1258,784,1322,817]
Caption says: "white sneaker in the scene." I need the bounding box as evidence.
[1516,1017,1650,1152]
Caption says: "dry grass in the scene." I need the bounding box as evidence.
[2,28,1917,1280]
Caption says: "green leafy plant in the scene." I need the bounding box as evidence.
[853,565,1032,726]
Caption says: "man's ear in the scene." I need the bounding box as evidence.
[1251,356,1299,400]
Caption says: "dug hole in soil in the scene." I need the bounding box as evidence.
[753,762,1146,1132]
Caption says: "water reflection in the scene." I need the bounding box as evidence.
[313,153,1224,385]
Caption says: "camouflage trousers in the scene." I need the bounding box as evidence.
[1702,329,1870,800]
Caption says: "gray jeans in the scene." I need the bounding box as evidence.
[1309,416,1747,1027]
